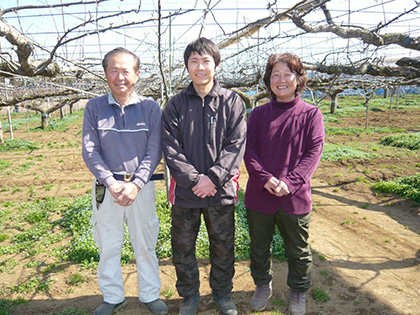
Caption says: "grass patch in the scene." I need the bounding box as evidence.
[41,184,55,191]
[0,233,9,242]
[312,288,331,302]
[0,139,40,152]
[161,288,176,299]
[0,114,37,131]
[321,143,380,162]
[325,126,405,136]
[0,197,70,257]
[372,172,420,203]
[31,112,84,132]
[0,298,27,315]
[66,273,89,286]
[0,258,19,273]
[1,276,53,294]
[0,159,12,170]
[319,270,330,277]
[271,297,287,307]
[49,307,88,315]
[380,132,420,151]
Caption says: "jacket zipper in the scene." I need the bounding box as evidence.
[121,105,125,128]
[201,97,211,207]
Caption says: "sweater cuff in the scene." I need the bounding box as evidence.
[103,175,117,188]
[280,177,293,195]
[133,177,145,190]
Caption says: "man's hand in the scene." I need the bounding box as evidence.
[274,180,290,197]
[192,175,217,198]
[108,182,124,199]
[264,176,280,195]
[114,182,141,206]
[109,182,140,207]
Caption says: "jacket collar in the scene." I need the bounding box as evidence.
[107,92,141,107]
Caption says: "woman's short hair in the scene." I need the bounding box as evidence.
[184,37,220,69]
[263,53,307,99]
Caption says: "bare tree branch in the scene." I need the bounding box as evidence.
[0,1,108,17]
[0,89,77,107]
[373,3,420,32]
[305,62,420,79]
[217,0,328,49]
[1,5,193,77]
[289,4,420,51]
[0,18,60,76]
[396,57,420,69]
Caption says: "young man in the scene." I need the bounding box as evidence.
[161,37,246,315]
[82,47,167,315]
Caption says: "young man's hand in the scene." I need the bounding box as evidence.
[192,175,217,198]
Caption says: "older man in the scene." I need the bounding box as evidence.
[82,47,167,315]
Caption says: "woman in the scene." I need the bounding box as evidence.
[244,53,325,315]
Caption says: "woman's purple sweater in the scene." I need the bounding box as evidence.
[244,95,325,215]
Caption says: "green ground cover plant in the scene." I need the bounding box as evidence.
[312,288,331,302]
[1,189,286,280]
[0,159,11,170]
[0,139,40,152]
[66,273,89,286]
[60,190,286,266]
[325,126,405,136]
[0,198,70,257]
[0,113,39,130]
[0,298,27,315]
[372,172,420,203]
[1,110,84,133]
[31,112,84,132]
[321,143,380,162]
[379,132,420,150]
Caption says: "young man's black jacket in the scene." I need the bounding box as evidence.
[161,81,247,208]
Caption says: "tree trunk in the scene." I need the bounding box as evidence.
[383,88,388,98]
[330,92,339,114]
[365,100,370,129]
[7,106,14,139]
[388,90,393,123]
[41,113,49,129]
[0,121,4,144]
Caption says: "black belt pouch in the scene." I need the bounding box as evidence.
[95,180,106,205]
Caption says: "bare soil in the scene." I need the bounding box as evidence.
[0,107,419,314]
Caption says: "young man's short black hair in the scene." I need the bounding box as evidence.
[102,47,140,72]
[183,37,221,69]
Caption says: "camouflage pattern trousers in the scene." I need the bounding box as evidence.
[171,204,236,298]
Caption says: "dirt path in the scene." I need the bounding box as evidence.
[309,177,420,314]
